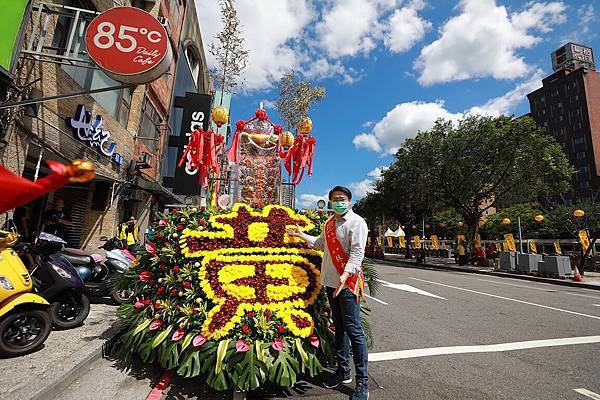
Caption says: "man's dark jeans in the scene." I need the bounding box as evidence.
[326,287,369,385]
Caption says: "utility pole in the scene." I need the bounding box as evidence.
[518,216,523,253]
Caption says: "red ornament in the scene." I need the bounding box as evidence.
[273,125,283,135]
[255,109,268,121]
[172,328,185,342]
[173,266,180,274]
[278,325,285,334]
[184,281,191,289]
[157,287,165,295]
[160,263,167,271]
[236,339,250,353]
[170,288,178,297]
[134,298,150,309]
[272,338,285,351]
[247,311,255,318]
[242,324,250,334]
[177,128,224,188]
[149,319,163,331]
[309,334,320,348]
[284,135,316,184]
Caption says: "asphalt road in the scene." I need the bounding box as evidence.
[51,263,600,400]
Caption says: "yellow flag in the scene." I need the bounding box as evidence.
[529,241,537,254]
[553,241,562,255]
[431,235,439,250]
[386,236,393,247]
[367,237,371,245]
[579,230,591,253]
[399,236,406,248]
[504,234,516,251]
[376,237,382,246]
[413,235,421,248]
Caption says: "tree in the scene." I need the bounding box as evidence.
[209,0,249,95]
[275,71,325,131]
[376,115,574,250]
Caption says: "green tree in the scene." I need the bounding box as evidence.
[377,115,574,250]
[275,71,325,131]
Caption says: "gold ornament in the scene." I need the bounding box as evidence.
[534,214,544,222]
[457,221,464,227]
[573,209,585,218]
[502,218,511,225]
[297,116,313,135]
[280,131,295,148]
[67,159,96,183]
[211,106,229,127]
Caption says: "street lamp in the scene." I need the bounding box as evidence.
[316,199,326,210]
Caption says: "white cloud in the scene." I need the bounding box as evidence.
[384,2,432,53]
[354,101,463,155]
[298,193,327,209]
[349,179,376,198]
[367,166,386,178]
[467,70,544,116]
[562,4,597,43]
[303,58,363,84]
[261,99,277,110]
[317,0,430,58]
[414,0,566,86]
[196,0,314,91]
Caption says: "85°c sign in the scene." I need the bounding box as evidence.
[85,7,172,84]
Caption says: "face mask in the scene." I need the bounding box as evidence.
[332,201,350,215]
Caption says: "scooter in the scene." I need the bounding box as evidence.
[23,233,91,329]
[60,237,135,304]
[0,230,52,357]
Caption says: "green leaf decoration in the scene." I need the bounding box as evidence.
[152,326,173,349]
[133,319,151,336]
[232,345,267,391]
[158,342,180,369]
[206,368,229,392]
[268,349,299,388]
[215,339,231,374]
[177,351,201,378]
[180,333,195,352]
[139,341,156,363]
[198,341,218,375]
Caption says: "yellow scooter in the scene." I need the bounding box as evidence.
[0,230,52,357]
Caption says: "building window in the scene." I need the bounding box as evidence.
[576,151,586,160]
[569,95,579,104]
[556,115,564,122]
[574,136,585,145]
[567,81,577,90]
[551,88,560,97]
[185,46,200,85]
[553,102,563,110]
[139,97,162,152]
[118,87,133,128]
[570,108,581,118]
[579,166,589,175]
[573,121,583,130]
[541,109,546,116]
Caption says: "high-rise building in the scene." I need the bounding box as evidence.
[527,42,600,202]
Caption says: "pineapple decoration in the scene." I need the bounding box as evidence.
[279,131,295,148]
[297,116,313,136]
[211,105,229,128]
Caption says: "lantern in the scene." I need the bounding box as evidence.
[425,224,431,229]
[297,116,313,135]
[457,221,464,227]
[411,225,416,229]
[534,214,544,223]
[502,218,511,225]
[573,209,585,218]
[67,159,96,183]
[211,106,229,127]
[280,131,295,148]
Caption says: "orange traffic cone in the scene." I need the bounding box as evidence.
[573,266,584,282]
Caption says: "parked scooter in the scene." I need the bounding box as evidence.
[22,233,91,329]
[0,230,52,357]
[60,237,135,304]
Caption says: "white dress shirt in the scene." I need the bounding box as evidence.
[302,209,369,289]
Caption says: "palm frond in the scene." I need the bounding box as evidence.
[362,259,380,297]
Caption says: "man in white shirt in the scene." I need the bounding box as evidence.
[288,186,369,400]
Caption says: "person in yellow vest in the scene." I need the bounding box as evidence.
[457,241,467,266]
[116,216,139,249]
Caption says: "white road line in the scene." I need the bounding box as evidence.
[365,293,388,305]
[369,335,600,362]
[574,388,600,400]
[378,279,446,300]
[476,277,600,301]
[410,277,600,320]
[593,304,600,307]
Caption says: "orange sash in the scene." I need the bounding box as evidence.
[324,217,365,302]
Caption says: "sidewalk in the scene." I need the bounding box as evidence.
[1,302,122,400]
[382,253,600,290]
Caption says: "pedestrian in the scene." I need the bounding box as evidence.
[486,242,495,260]
[116,216,139,249]
[42,198,72,239]
[287,186,369,400]
[453,239,459,263]
[457,241,466,266]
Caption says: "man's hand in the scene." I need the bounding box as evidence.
[340,271,351,284]
[286,225,304,239]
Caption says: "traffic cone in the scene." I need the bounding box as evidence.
[573,266,584,282]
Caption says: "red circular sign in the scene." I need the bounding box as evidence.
[85,7,171,83]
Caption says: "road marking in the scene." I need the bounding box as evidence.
[410,277,600,320]
[378,279,446,300]
[369,335,600,362]
[477,277,600,300]
[574,388,600,400]
[593,304,600,307]
[365,293,388,305]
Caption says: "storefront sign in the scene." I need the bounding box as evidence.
[67,104,124,165]
[172,93,212,195]
[85,7,172,84]
[0,0,30,77]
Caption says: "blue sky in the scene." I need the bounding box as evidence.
[196,0,600,208]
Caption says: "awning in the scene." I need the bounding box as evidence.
[135,175,184,204]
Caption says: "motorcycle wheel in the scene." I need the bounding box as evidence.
[110,287,134,304]
[0,309,52,357]
[49,291,91,329]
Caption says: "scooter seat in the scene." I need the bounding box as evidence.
[62,253,94,266]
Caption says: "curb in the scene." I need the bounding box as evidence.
[378,257,600,291]
[26,322,124,400]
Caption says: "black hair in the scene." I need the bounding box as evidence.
[328,186,352,200]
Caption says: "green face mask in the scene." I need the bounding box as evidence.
[332,201,350,215]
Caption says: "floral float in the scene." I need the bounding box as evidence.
[115,204,342,391]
